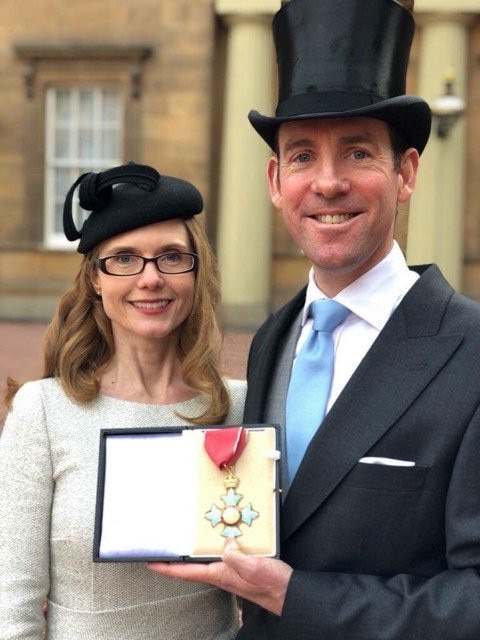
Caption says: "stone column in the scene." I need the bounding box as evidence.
[407,13,470,289]
[215,0,280,330]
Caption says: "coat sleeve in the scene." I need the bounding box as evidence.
[278,403,480,640]
[0,382,53,640]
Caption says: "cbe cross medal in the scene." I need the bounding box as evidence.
[204,427,259,538]
[205,466,259,538]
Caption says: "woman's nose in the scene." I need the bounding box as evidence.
[137,261,165,288]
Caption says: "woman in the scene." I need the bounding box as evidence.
[0,163,246,639]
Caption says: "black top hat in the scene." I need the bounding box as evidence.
[63,163,203,253]
[249,0,431,154]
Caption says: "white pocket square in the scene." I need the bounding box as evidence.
[359,456,415,467]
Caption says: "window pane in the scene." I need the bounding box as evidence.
[55,167,71,198]
[101,130,119,159]
[79,89,95,125]
[103,90,120,121]
[54,127,70,158]
[55,90,71,121]
[79,128,94,159]
[54,202,63,235]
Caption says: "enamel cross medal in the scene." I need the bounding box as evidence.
[204,427,259,538]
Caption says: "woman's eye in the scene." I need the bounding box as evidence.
[115,254,133,264]
[162,253,182,264]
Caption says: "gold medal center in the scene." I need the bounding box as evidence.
[222,506,241,525]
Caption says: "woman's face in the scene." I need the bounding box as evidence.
[92,219,196,345]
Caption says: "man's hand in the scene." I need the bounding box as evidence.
[147,538,293,616]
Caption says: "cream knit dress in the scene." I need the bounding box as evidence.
[0,377,246,640]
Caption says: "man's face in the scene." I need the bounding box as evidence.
[268,117,419,296]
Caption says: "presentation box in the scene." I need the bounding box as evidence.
[93,424,281,562]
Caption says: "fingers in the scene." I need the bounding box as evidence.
[222,539,259,581]
[147,543,292,617]
[224,536,242,553]
[147,538,244,585]
[147,561,213,583]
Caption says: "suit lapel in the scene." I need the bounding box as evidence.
[282,265,462,541]
[243,288,305,423]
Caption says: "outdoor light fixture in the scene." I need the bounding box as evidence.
[430,69,466,139]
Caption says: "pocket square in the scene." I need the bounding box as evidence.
[359,456,415,467]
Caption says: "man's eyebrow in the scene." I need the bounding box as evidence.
[282,132,379,154]
[339,133,377,145]
[282,138,314,154]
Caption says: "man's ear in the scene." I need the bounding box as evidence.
[397,147,419,203]
[267,155,282,209]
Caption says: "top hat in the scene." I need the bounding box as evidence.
[63,163,203,253]
[249,0,431,154]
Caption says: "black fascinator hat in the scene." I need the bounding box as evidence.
[63,162,203,253]
[249,0,431,154]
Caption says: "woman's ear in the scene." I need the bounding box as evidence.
[90,271,102,296]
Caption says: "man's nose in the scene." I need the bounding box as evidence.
[310,162,350,198]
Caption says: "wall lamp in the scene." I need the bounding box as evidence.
[430,69,465,139]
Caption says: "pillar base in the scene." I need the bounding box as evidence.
[219,302,269,331]
[0,293,58,321]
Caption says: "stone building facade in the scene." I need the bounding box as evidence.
[1,0,480,329]
[0,0,215,320]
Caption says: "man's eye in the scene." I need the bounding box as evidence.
[294,152,311,163]
[352,149,369,160]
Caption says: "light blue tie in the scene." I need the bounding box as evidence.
[286,299,349,484]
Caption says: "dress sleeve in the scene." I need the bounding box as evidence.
[0,382,53,640]
[225,379,247,424]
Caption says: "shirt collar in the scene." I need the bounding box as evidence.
[303,241,419,330]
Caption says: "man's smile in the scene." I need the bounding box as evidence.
[312,212,359,225]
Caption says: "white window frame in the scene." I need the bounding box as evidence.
[44,86,124,250]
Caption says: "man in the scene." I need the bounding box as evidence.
[149,1,480,638]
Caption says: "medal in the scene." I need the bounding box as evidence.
[204,427,259,538]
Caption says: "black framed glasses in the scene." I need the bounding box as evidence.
[96,252,198,276]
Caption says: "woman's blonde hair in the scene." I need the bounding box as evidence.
[6,218,229,424]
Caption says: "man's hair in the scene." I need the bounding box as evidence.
[397,0,414,11]
[388,124,409,172]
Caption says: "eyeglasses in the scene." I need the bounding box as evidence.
[96,252,198,276]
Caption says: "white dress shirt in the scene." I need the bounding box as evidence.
[296,241,419,413]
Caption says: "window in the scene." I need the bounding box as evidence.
[14,44,152,250]
[44,87,123,249]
